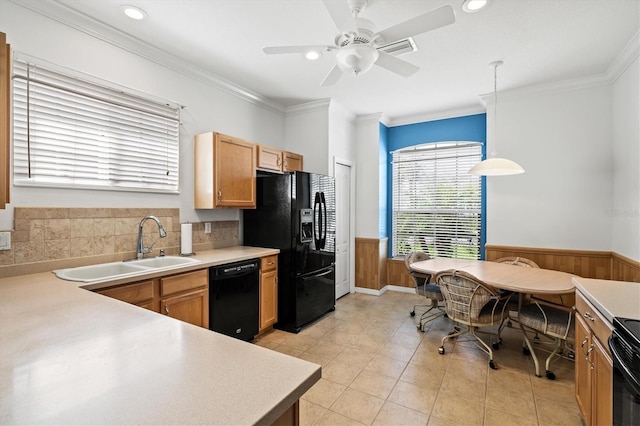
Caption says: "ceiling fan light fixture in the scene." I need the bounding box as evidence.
[122,5,147,20]
[336,44,379,76]
[462,0,489,13]
[305,50,322,60]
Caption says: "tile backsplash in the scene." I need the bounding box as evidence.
[0,207,239,277]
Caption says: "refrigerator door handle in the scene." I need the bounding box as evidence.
[313,192,322,249]
[320,192,327,249]
[300,268,333,280]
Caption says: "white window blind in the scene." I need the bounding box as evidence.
[392,141,482,259]
[12,57,180,192]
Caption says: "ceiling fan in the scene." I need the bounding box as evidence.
[263,0,456,86]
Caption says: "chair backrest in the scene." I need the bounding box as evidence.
[495,256,540,268]
[434,270,501,324]
[404,251,431,289]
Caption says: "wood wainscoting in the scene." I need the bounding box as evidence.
[355,238,388,291]
[485,245,640,283]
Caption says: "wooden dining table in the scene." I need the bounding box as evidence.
[410,257,577,295]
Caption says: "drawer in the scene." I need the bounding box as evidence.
[261,255,278,272]
[161,269,208,296]
[576,291,613,348]
[96,280,154,305]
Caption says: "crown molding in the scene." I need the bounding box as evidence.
[386,104,486,127]
[285,99,332,117]
[606,29,639,82]
[355,113,385,126]
[11,0,286,115]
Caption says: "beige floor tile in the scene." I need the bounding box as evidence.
[322,359,363,386]
[484,407,539,426]
[333,346,376,369]
[270,344,304,357]
[485,382,537,421]
[297,350,337,366]
[299,399,327,426]
[400,363,445,389]
[486,366,533,394]
[438,369,486,404]
[431,391,485,426]
[305,341,348,358]
[532,377,577,407]
[316,410,367,426]
[365,354,408,379]
[377,341,418,363]
[445,355,488,383]
[349,369,398,400]
[330,388,386,425]
[409,347,450,372]
[372,400,429,426]
[301,378,347,408]
[350,333,387,353]
[535,398,583,425]
[387,379,438,415]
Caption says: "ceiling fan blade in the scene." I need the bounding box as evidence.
[263,45,333,55]
[375,51,419,77]
[376,5,455,44]
[321,64,343,87]
[322,0,357,34]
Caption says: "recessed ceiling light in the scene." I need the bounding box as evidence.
[305,50,322,60]
[462,0,489,13]
[122,5,147,20]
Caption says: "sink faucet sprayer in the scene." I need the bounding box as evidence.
[137,216,167,259]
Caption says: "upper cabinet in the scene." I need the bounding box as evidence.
[194,132,256,209]
[257,144,303,173]
[0,33,10,210]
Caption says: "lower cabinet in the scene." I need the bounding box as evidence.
[259,255,278,332]
[575,291,613,426]
[94,269,209,329]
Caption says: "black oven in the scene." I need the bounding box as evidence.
[609,317,640,426]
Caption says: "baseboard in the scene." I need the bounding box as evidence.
[355,285,417,296]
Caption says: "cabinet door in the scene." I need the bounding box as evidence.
[283,152,303,172]
[260,269,277,331]
[592,336,613,426]
[214,133,256,208]
[161,288,209,328]
[0,33,10,209]
[575,313,592,425]
[95,279,157,311]
[257,145,282,172]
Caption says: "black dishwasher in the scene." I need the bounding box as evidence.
[209,259,260,341]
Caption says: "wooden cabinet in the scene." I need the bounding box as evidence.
[0,32,10,209]
[259,255,278,332]
[575,291,613,426]
[283,151,303,172]
[195,132,256,209]
[257,144,303,173]
[94,269,209,328]
[160,269,209,328]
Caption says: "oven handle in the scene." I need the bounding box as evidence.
[609,333,640,396]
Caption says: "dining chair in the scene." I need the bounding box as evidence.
[494,256,540,327]
[518,298,575,380]
[404,251,445,331]
[434,269,512,370]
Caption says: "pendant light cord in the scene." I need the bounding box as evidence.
[493,61,498,157]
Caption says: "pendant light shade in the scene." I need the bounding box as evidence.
[469,60,524,176]
[468,157,524,176]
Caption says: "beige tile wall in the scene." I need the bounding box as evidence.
[0,207,239,277]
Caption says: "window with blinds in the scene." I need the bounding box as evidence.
[12,57,180,193]
[392,141,482,259]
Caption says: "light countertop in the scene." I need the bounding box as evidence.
[0,246,321,425]
[573,276,640,323]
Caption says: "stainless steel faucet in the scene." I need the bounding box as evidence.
[137,215,167,259]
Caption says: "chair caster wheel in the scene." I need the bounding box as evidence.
[410,310,415,317]
[438,346,445,355]
[546,371,556,380]
[492,342,500,350]
[523,347,531,356]
[489,360,497,370]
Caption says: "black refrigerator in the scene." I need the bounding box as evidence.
[243,171,336,333]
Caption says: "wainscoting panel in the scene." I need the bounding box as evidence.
[612,252,640,282]
[386,257,414,289]
[355,238,388,290]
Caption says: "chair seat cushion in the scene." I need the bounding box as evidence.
[475,299,509,324]
[519,303,575,338]
[417,283,444,301]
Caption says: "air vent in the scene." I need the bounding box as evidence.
[377,37,417,56]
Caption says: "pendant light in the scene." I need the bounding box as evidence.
[469,61,524,176]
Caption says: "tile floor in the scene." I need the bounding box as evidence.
[254,291,582,426]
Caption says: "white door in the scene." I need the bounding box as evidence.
[335,162,351,299]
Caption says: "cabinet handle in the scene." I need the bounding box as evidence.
[267,261,274,265]
[585,345,594,369]
[276,157,281,167]
[583,312,595,322]
[164,305,169,315]
[217,189,222,201]
[580,337,588,348]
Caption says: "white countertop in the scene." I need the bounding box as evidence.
[0,246,321,425]
[573,276,640,323]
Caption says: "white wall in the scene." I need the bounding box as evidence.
[328,100,356,172]
[611,55,640,260]
[354,114,383,238]
[0,2,285,229]
[284,101,330,175]
[486,84,614,251]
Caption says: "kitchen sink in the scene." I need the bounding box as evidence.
[54,256,201,283]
